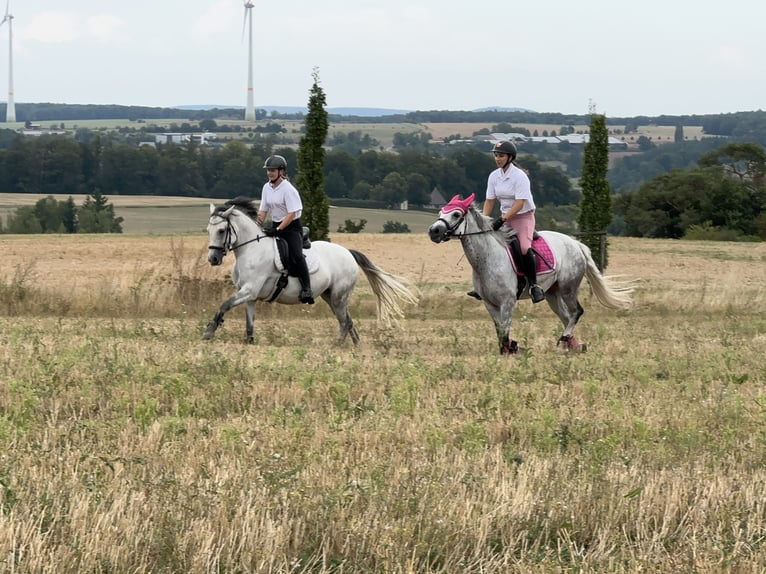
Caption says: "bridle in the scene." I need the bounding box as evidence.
[208,212,269,259]
[434,208,493,241]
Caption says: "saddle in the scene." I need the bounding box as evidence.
[268,227,313,302]
[274,226,312,273]
[505,232,556,299]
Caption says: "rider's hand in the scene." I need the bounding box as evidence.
[491,217,505,231]
[263,227,277,237]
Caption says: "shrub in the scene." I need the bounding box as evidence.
[336,219,367,233]
[382,220,411,234]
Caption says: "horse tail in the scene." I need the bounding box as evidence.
[349,249,419,326]
[578,243,634,310]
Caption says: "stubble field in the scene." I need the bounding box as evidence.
[1,230,765,573]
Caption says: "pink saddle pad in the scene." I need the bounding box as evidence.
[509,235,556,276]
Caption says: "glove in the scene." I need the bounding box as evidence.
[491,217,505,231]
[263,227,278,237]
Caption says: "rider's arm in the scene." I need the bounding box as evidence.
[482,198,495,217]
[277,211,297,231]
[502,199,525,221]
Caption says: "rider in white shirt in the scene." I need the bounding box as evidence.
[257,155,314,304]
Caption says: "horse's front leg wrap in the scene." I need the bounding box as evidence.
[202,297,235,340]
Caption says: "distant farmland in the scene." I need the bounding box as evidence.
[0,193,438,235]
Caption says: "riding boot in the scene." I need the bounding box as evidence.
[523,251,545,303]
[297,259,314,305]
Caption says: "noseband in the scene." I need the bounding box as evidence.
[435,209,490,241]
[208,213,268,258]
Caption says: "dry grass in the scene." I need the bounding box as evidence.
[0,234,765,572]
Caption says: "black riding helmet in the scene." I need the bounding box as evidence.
[492,140,517,161]
[263,155,287,170]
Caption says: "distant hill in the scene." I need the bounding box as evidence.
[472,106,536,113]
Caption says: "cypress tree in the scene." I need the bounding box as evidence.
[577,113,611,270]
[296,68,330,240]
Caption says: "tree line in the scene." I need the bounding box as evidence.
[0,131,579,209]
[0,192,123,234]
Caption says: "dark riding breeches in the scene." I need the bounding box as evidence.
[276,218,310,288]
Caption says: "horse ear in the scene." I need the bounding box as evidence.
[458,193,476,211]
[221,205,235,218]
[209,203,216,215]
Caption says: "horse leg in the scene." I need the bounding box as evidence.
[202,289,253,341]
[321,289,360,346]
[244,301,255,344]
[546,285,586,352]
[487,299,517,355]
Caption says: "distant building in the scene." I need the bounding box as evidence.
[429,187,447,209]
[155,133,190,145]
[154,132,217,145]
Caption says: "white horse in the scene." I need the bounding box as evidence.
[204,197,418,344]
[427,194,633,354]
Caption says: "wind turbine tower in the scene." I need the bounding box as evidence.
[243,1,255,122]
[1,0,15,123]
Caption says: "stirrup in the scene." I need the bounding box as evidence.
[300,288,315,305]
[530,284,545,303]
[466,290,482,301]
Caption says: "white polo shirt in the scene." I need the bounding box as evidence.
[486,164,535,215]
[259,179,303,222]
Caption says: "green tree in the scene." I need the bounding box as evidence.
[295,68,330,240]
[4,206,43,233]
[406,173,431,206]
[577,113,611,269]
[77,191,123,233]
[674,124,684,143]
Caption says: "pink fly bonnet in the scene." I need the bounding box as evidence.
[441,193,476,214]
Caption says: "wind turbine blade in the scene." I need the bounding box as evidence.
[241,6,247,42]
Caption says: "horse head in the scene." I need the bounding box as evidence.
[206,200,269,265]
[428,193,475,243]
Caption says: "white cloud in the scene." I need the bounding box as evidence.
[190,0,238,44]
[86,14,126,43]
[18,11,79,43]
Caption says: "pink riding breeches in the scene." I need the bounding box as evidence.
[508,210,536,254]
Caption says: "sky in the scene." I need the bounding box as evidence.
[3,0,765,117]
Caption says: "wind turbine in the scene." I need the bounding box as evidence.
[0,0,14,123]
[242,1,255,122]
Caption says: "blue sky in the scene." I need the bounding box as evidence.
[4,0,765,116]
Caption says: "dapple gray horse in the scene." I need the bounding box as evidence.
[428,194,633,354]
[205,198,418,344]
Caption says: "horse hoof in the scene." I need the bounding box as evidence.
[202,323,217,340]
[501,340,519,355]
[557,336,586,353]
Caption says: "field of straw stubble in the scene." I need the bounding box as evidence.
[0,231,765,573]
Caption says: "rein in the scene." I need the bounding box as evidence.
[208,215,270,257]
[435,212,493,241]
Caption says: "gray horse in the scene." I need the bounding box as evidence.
[428,194,633,354]
[205,198,418,344]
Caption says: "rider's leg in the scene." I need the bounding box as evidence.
[522,249,544,303]
[511,212,544,304]
[283,221,314,304]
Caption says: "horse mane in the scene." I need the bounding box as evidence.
[220,196,260,220]
[466,204,513,245]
